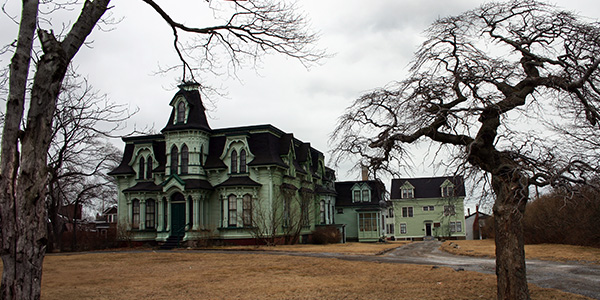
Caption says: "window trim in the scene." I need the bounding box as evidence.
[228,195,237,227]
[181,144,189,174]
[138,157,145,180]
[170,146,179,175]
[146,157,153,179]
[240,149,247,173]
[177,101,186,124]
[145,199,155,229]
[400,223,407,234]
[242,194,252,227]
[132,199,140,229]
[401,206,414,218]
[230,150,238,174]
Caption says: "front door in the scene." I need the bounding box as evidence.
[171,202,186,237]
[425,223,432,236]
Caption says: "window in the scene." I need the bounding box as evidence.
[228,195,237,227]
[138,157,145,180]
[170,146,178,175]
[240,149,247,173]
[243,194,252,227]
[177,101,185,123]
[442,186,454,197]
[181,144,189,174]
[231,150,238,173]
[163,198,168,229]
[444,205,456,216]
[401,188,414,199]
[319,200,326,224]
[388,208,394,217]
[386,223,395,234]
[146,157,153,179]
[359,212,378,232]
[132,199,140,229]
[353,190,361,202]
[362,189,370,202]
[450,221,462,232]
[145,199,155,229]
[401,207,413,218]
[423,205,435,212]
[400,223,407,234]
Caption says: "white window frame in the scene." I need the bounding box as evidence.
[401,206,413,218]
[400,223,407,234]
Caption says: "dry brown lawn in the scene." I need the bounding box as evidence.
[0,248,592,300]
[442,240,600,264]
[208,241,409,255]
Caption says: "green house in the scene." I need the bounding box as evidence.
[334,180,388,242]
[390,176,466,241]
[109,83,337,246]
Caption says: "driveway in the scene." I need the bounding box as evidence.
[254,241,600,299]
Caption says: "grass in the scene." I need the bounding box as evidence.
[33,251,590,300]
[441,240,600,264]
[0,240,593,300]
[205,241,409,255]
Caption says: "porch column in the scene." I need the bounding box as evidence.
[165,199,171,232]
[157,198,164,231]
[193,197,200,230]
[126,199,132,230]
[140,199,147,230]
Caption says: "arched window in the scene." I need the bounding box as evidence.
[228,195,237,227]
[240,149,247,173]
[170,146,179,175]
[230,150,238,173]
[146,157,153,179]
[177,101,186,123]
[145,199,155,229]
[242,194,252,227]
[181,144,189,174]
[132,199,140,229]
[138,157,145,180]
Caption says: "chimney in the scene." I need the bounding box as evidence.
[361,166,369,181]
[467,208,471,215]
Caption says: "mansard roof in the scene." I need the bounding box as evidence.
[390,176,466,199]
[334,180,387,207]
[162,86,211,133]
[215,176,262,187]
[108,135,166,176]
[123,181,162,192]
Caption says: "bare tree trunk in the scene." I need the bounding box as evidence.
[492,173,530,300]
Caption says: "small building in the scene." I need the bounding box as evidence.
[465,205,491,240]
[334,178,388,242]
[95,206,118,237]
[390,176,466,240]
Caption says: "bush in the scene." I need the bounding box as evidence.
[312,226,341,245]
[523,185,600,247]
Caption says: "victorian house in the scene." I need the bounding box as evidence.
[109,83,336,246]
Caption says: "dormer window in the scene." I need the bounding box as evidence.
[240,149,247,173]
[400,181,415,199]
[177,101,186,124]
[231,150,238,173]
[401,188,414,199]
[146,157,153,179]
[352,183,371,202]
[138,157,145,180]
[440,179,455,197]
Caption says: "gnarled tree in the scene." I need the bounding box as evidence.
[1,0,322,299]
[332,1,600,299]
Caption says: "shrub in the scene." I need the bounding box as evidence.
[312,226,341,245]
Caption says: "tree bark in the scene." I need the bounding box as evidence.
[492,172,530,300]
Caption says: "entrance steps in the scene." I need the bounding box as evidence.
[160,235,183,250]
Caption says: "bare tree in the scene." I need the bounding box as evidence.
[0,1,323,298]
[47,71,128,252]
[332,1,600,299]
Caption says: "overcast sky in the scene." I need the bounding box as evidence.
[1,0,598,210]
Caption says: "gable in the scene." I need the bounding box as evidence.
[390,176,465,199]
